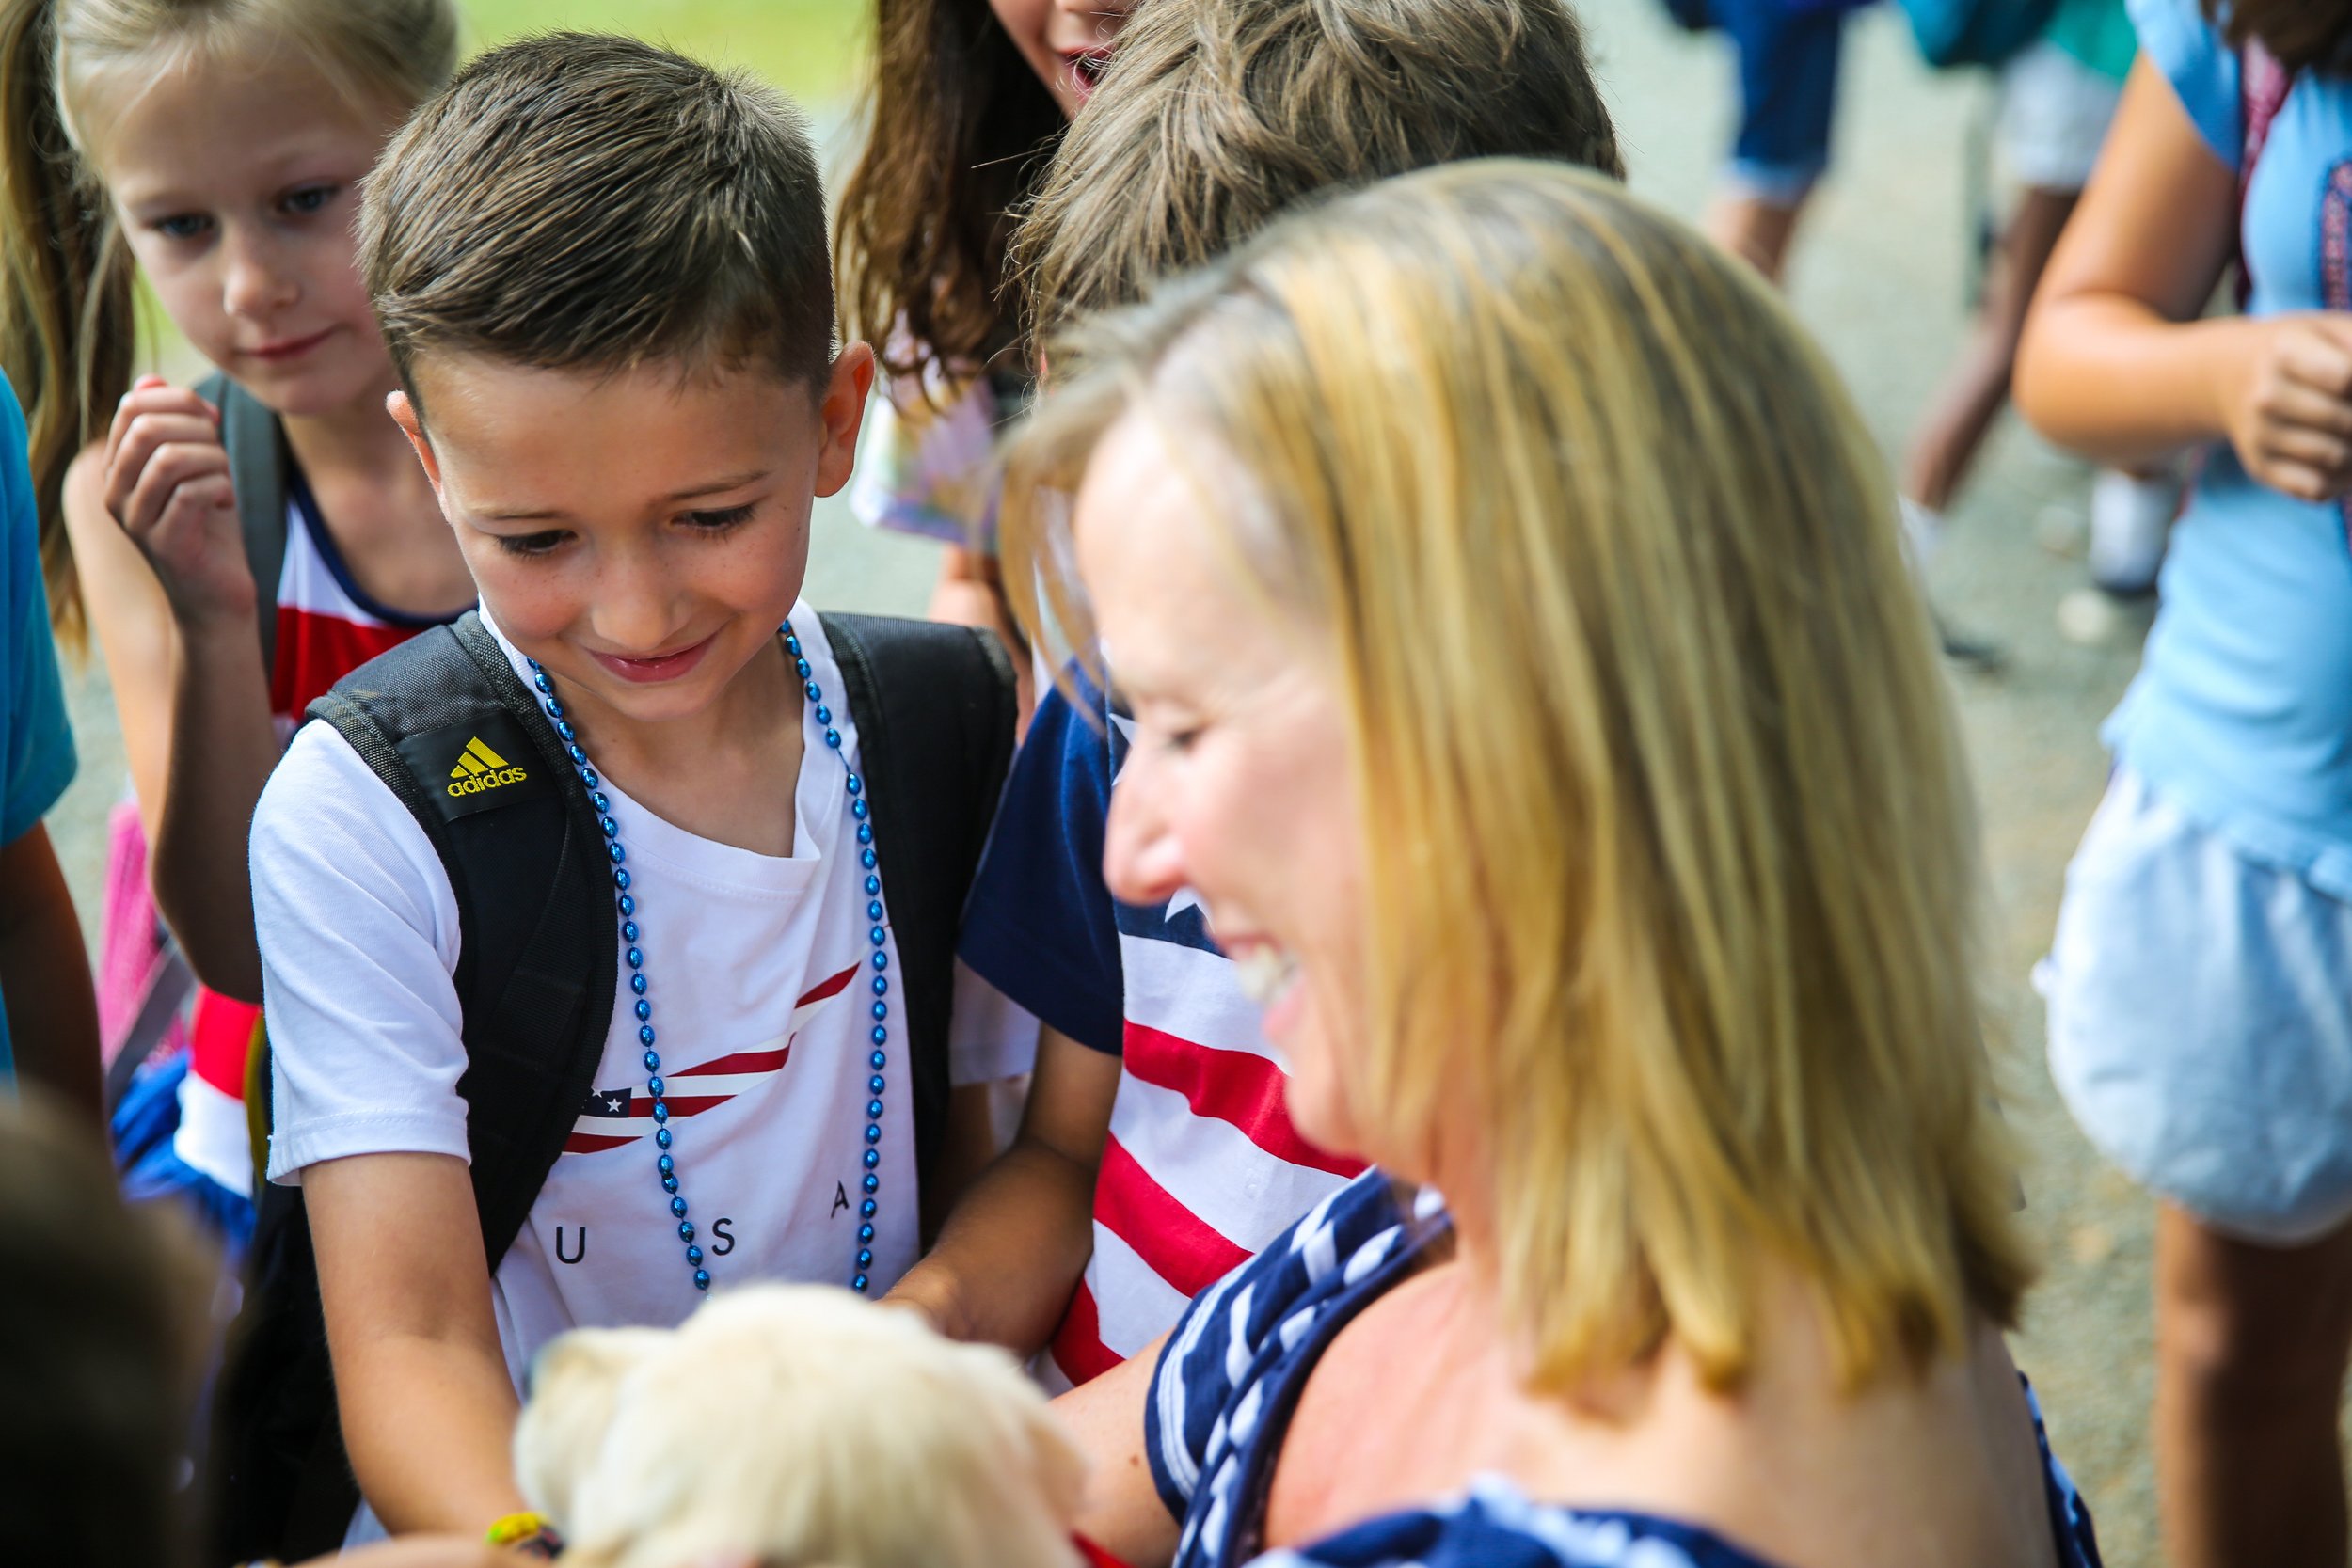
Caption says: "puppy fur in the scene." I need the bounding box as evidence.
[515,1285,1089,1568]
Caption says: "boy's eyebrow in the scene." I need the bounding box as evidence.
[474,470,775,523]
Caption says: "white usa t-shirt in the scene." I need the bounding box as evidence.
[253,605,1029,1390]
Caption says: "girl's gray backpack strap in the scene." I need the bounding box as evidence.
[194,372,289,673]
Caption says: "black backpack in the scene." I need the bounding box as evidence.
[204,608,1016,1564]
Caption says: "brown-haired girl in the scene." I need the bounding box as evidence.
[2018,2,2352,1563]
[832,0,1134,694]
[0,0,469,1249]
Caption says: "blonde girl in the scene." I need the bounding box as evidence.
[1003,160,2100,1568]
[0,0,468,1244]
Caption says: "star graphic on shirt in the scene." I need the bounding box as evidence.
[1109,708,1138,773]
[602,1094,625,1114]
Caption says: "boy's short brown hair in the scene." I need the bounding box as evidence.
[361,32,834,397]
[1013,0,1624,348]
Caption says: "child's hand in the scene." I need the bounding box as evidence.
[101,374,258,627]
[2225,315,2352,502]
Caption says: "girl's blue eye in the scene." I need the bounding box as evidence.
[684,504,755,531]
[281,183,339,216]
[152,214,213,242]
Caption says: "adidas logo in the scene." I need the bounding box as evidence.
[446,736,530,797]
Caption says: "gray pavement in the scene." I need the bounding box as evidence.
[47,6,2190,1559]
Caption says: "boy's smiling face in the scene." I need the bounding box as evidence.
[390,349,870,730]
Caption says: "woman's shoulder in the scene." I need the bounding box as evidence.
[1168,1168,1422,1376]
[1147,1171,1428,1522]
[1249,1480,1771,1568]
[1248,1447,2103,1568]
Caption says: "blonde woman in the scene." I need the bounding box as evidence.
[1004,161,2104,1568]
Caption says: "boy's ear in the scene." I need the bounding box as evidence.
[812,342,876,501]
[387,390,448,502]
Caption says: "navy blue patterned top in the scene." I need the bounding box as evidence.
[1144,1170,2106,1568]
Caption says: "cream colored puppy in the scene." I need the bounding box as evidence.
[515,1286,1089,1568]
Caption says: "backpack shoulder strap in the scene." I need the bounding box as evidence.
[2236,42,2296,309]
[212,617,617,1563]
[306,610,618,1262]
[196,372,289,673]
[818,613,1016,1191]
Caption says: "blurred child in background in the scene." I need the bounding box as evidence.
[1903,0,2179,636]
[834,0,1136,716]
[1695,0,1873,283]
[0,369,95,1117]
[0,0,469,1253]
[2019,4,2352,1563]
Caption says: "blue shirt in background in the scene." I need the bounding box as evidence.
[2106,0,2352,897]
[0,374,79,1081]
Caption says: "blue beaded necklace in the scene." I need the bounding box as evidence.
[526,616,890,1297]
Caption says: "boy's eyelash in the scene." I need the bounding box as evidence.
[684,503,755,531]
[151,214,214,241]
[494,530,571,558]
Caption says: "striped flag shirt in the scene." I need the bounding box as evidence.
[960,676,1364,1387]
[174,470,466,1198]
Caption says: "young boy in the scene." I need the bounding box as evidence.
[243,34,1025,1549]
[887,0,1625,1386]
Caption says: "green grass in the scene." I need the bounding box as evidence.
[458,0,866,107]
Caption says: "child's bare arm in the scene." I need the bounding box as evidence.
[0,823,100,1120]
[2017,60,2352,500]
[888,1025,1120,1353]
[62,378,279,1001]
[305,1150,531,1536]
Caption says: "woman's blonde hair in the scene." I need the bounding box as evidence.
[0,0,457,644]
[1005,160,2033,1394]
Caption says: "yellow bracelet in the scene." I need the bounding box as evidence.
[485,1511,560,1551]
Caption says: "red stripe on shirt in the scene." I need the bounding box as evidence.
[190,992,263,1097]
[672,1044,792,1078]
[798,963,859,1007]
[271,605,414,721]
[563,1132,638,1154]
[1048,1277,1123,1387]
[1120,1022,1366,1180]
[1094,1132,1251,1298]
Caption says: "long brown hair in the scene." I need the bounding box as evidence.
[2202,0,2352,74]
[833,0,1065,388]
[0,0,133,650]
[0,0,455,645]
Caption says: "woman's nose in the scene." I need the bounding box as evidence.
[1104,757,1186,908]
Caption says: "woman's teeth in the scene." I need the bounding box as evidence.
[1233,946,1299,1008]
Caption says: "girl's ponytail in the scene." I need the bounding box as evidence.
[0,0,135,648]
